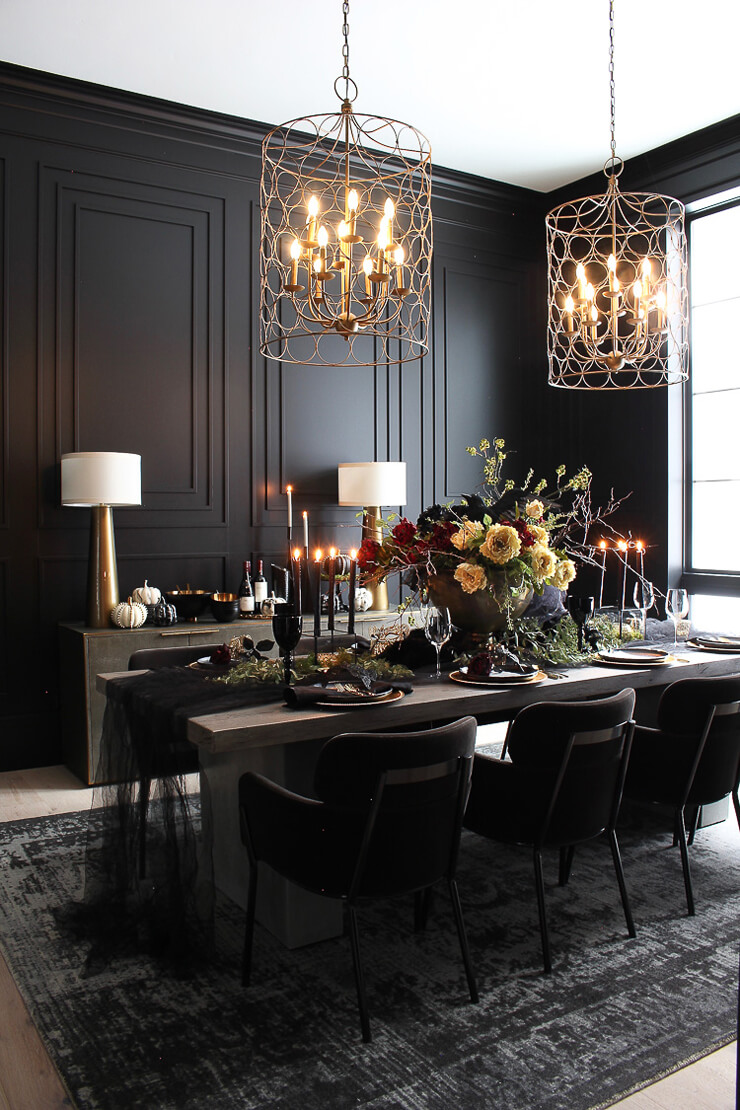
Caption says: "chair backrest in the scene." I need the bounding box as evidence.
[656,674,740,805]
[314,716,477,899]
[128,644,210,670]
[506,689,636,847]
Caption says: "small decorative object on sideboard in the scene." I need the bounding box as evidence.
[131,580,162,623]
[153,594,178,626]
[355,587,373,612]
[210,592,240,622]
[163,587,211,622]
[110,597,147,629]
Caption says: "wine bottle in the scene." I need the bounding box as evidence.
[253,559,268,608]
[238,560,254,618]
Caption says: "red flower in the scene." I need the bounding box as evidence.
[430,520,457,552]
[510,517,536,548]
[469,651,495,677]
[357,538,381,568]
[392,517,417,546]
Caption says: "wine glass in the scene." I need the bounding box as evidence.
[665,588,689,648]
[566,596,595,652]
[425,605,452,679]
[272,603,303,685]
[633,580,655,639]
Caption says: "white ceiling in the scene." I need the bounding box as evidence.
[2,0,739,192]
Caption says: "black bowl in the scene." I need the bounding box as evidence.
[210,593,240,622]
[164,589,211,622]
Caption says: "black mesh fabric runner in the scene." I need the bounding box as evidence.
[57,667,285,976]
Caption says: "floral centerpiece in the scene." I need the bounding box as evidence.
[357,437,610,640]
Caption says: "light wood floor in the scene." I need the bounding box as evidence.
[0,765,736,1110]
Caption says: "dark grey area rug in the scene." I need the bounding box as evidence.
[0,799,737,1110]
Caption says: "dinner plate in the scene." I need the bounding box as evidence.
[449,668,546,687]
[314,687,405,709]
[688,639,740,654]
[190,656,233,670]
[597,648,672,667]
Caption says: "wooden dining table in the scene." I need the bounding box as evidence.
[98,645,740,948]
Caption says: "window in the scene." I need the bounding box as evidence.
[688,199,740,575]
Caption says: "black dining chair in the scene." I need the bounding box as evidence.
[238,716,479,1042]
[127,645,203,877]
[464,689,636,973]
[623,673,740,915]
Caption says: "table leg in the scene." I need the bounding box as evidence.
[198,741,343,949]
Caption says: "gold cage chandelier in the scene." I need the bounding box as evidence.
[545,0,689,389]
[259,1,433,367]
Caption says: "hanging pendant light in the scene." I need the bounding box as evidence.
[259,1,433,367]
[546,0,689,389]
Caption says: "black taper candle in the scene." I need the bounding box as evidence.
[348,551,357,635]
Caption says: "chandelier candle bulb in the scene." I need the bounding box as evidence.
[394,247,407,296]
[306,196,319,247]
[347,189,359,239]
[363,255,373,297]
[564,295,575,334]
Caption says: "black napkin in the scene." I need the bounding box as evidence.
[283,677,413,708]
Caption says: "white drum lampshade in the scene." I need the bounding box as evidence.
[61,452,142,627]
[337,461,407,611]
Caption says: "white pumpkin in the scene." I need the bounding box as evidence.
[132,580,161,606]
[355,587,373,612]
[111,597,148,629]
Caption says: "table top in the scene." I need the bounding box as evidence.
[98,646,740,756]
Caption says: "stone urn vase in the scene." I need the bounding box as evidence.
[426,569,533,639]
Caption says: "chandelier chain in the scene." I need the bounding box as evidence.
[608,0,617,164]
[342,0,350,83]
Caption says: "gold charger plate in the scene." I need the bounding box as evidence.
[688,638,740,654]
[449,669,546,688]
[314,687,405,709]
[596,649,673,667]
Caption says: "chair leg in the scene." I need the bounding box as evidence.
[241,862,258,987]
[687,805,701,847]
[347,904,371,1043]
[137,777,151,880]
[533,849,552,974]
[675,807,696,916]
[608,829,636,938]
[414,887,433,932]
[558,845,575,886]
[448,878,479,1003]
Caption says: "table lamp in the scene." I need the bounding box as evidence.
[337,461,407,612]
[61,451,142,628]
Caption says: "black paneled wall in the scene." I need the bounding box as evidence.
[0,65,542,770]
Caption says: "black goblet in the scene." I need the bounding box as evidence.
[272,603,303,685]
[567,595,595,652]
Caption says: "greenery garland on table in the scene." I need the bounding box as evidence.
[212,650,413,688]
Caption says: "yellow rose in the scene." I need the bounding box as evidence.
[480,523,521,565]
[528,524,549,546]
[526,499,544,519]
[550,558,577,589]
[530,543,558,581]
[454,562,488,594]
[450,519,484,550]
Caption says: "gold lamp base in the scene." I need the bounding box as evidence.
[362,505,390,612]
[86,505,120,628]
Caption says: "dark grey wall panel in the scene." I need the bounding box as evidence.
[38,162,227,530]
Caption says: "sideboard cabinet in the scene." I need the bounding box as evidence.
[59,619,275,784]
